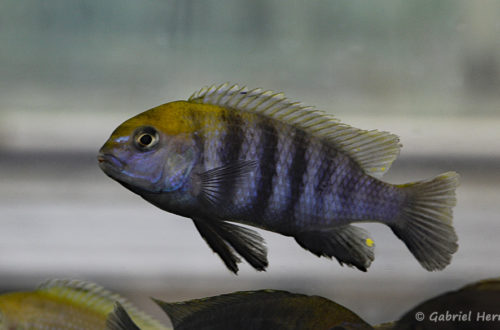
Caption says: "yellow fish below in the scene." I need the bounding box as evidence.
[0,279,168,330]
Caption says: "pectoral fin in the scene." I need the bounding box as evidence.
[193,218,268,274]
[195,160,257,207]
[294,225,375,271]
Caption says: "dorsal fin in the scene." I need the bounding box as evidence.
[154,289,372,329]
[106,302,141,330]
[153,290,293,328]
[37,279,168,330]
[189,83,401,177]
[153,298,200,328]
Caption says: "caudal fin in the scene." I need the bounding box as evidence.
[391,172,459,271]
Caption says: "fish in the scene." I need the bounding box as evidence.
[0,279,168,330]
[152,290,373,330]
[394,277,500,330]
[107,278,500,330]
[98,83,459,273]
[106,302,142,330]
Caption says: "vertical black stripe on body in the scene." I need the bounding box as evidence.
[252,118,278,217]
[219,111,245,210]
[219,111,245,165]
[311,142,336,221]
[336,158,361,218]
[188,108,205,162]
[315,144,337,195]
[287,128,309,221]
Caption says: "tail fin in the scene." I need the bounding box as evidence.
[391,172,459,271]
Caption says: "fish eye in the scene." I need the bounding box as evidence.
[134,126,159,150]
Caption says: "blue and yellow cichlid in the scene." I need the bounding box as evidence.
[98,83,459,273]
[0,279,168,330]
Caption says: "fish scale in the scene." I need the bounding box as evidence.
[229,115,265,216]
[266,125,295,225]
[99,83,459,273]
[248,118,278,221]
[296,135,326,225]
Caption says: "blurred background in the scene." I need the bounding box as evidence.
[1,0,499,326]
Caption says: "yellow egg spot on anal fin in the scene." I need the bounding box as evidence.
[365,238,374,247]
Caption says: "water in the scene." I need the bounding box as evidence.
[1,142,499,325]
[1,1,499,326]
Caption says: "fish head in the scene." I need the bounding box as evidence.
[98,102,197,193]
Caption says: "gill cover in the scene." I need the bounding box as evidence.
[162,143,196,192]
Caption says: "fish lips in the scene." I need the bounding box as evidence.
[97,153,125,177]
[97,152,165,194]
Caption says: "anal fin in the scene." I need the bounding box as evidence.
[294,225,375,271]
[193,218,268,274]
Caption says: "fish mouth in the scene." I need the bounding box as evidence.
[97,152,163,195]
[97,153,125,173]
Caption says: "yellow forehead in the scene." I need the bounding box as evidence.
[111,101,230,138]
